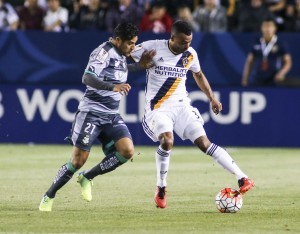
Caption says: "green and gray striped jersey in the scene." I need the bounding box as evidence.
[78,41,128,114]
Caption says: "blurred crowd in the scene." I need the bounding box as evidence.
[1,0,300,32]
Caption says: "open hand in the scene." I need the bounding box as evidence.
[138,49,156,69]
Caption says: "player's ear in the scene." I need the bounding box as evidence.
[115,37,122,45]
[170,34,175,42]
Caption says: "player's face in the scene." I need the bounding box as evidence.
[170,33,192,54]
[261,21,276,39]
[117,36,138,57]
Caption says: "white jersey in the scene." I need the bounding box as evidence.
[131,39,201,111]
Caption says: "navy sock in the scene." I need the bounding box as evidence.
[84,152,128,180]
[46,161,77,198]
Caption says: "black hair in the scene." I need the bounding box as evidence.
[171,20,192,36]
[113,22,139,41]
[262,16,276,25]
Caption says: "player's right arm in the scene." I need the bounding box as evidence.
[82,74,131,95]
[241,53,254,87]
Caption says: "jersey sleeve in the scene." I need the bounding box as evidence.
[84,47,109,77]
[279,41,290,56]
[189,49,201,73]
[130,40,155,62]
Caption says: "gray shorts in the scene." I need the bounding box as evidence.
[68,111,132,152]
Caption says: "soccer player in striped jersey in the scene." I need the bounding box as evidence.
[131,20,254,209]
[39,22,155,211]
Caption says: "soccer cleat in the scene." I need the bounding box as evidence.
[154,186,167,208]
[77,172,93,202]
[39,195,54,212]
[238,177,255,194]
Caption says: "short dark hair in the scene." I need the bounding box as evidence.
[171,20,192,36]
[262,16,276,25]
[113,23,139,41]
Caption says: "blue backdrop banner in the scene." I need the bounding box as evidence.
[0,85,299,147]
[0,31,300,86]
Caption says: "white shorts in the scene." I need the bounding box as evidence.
[142,104,206,143]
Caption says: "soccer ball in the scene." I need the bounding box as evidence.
[215,188,243,213]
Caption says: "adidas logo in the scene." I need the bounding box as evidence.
[158,57,164,62]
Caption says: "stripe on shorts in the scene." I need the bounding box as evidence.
[142,118,154,138]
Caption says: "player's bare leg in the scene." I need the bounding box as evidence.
[78,137,134,201]
[194,136,254,194]
[154,132,173,209]
[39,147,89,211]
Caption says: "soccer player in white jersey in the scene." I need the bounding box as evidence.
[131,21,254,209]
[39,23,155,211]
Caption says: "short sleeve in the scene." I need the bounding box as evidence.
[85,47,109,77]
[279,41,290,56]
[189,49,201,73]
[130,40,155,62]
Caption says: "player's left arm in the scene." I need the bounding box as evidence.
[128,50,156,72]
[192,70,222,115]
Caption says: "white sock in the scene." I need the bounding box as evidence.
[206,143,247,180]
[156,145,171,187]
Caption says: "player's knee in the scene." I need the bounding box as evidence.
[71,158,85,169]
[195,136,211,153]
[71,148,89,169]
[119,146,134,160]
[161,139,173,151]
[159,132,174,151]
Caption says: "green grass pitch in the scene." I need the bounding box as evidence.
[0,144,299,233]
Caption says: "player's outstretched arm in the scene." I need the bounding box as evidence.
[128,49,156,72]
[192,71,222,115]
[138,49,156,69]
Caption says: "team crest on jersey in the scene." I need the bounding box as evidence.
[96,48,108,63]
[182,57,188,66]
[113,59,126,70]
[114,60,121,67]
